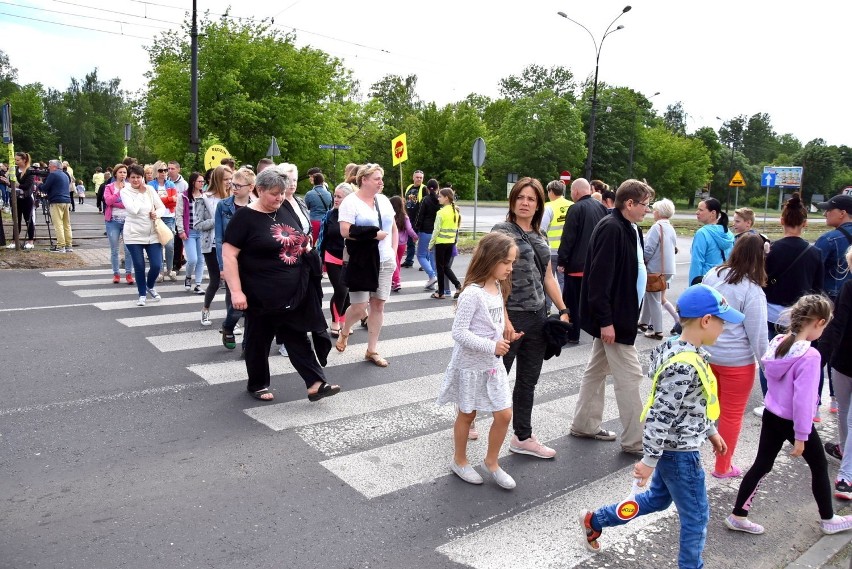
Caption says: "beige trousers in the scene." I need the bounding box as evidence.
[50,203,73,248]
[571,338,644,451]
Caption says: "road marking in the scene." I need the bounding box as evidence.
[92,293,225,310]
[118,309,228,327]
[189,331,456,384]
[147,306,454,352]
[0,302,93,313]
[319,384,623,499]
[41,268,116,277]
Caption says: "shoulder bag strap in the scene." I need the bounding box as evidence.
[768,242,813,284]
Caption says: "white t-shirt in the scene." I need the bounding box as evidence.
[338,192,395,262]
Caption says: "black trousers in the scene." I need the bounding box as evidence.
[244,309,326,393]
[562,275,583,342]
[16,196,34,240]
[326,262,350,323]
[732,408,833,519]
[202,250,221,309]
[503,308,547,441]
[434,243,460,295]
[173,234,184,272]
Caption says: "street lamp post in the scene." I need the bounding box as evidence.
[558,6,631,181]
[628,91,659,179]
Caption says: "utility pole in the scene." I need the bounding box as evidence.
[189,0,200,169]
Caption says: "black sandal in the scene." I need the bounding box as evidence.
[308,381,341,402]
[248,388,274,402]
[430,292,444,299]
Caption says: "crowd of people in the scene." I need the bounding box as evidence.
[5,151,852,566]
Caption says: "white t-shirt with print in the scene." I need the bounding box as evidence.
[338,192,395,263]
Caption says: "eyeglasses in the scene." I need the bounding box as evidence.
[157,168,168,173]
[230,182,250,190]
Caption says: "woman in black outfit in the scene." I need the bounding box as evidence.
[222,165,340,403]
[413,178,440,289]
[11,152,45,249]
[318,182,355,337]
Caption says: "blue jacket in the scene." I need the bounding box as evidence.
[304,185,332,221]
[42,170,72,204]
[814,221,852,299]
[689,224,734,284]
[215,196,240,270]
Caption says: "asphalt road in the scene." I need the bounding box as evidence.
[0,234,849,568]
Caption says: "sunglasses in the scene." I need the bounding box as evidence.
[157,168,168,173]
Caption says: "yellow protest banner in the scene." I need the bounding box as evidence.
[204,144,231,171]
[391,133,408,166]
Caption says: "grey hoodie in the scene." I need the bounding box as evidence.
[642,338,718,468]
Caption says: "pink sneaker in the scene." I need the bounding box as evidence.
[712,464,743,479]
[821,515,852,535]
[509,434,556,459]
[724,514,765,535]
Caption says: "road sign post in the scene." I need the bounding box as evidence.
[761,166,803,227]
[472,137,486,236]
[318,144,350,184]
[391,133,408,197]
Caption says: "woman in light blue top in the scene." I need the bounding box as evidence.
[689,197,734,285]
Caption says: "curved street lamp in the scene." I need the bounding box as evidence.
[557,6,631,180]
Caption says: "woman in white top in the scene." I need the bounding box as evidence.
[120,163,166,306]
[335,163,398,367]
[638,198,678,339]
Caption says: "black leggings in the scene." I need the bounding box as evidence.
[434,243,460,295]
[326,262,350,323]
[202,250,221,309]
[732,408,833,519]
[503,308,547,441]
[16,196,34,240]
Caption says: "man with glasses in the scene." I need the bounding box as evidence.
[167,161,188,275]
[402,170,426,268]
[570,179,654,457]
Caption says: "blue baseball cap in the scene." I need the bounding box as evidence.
[677,284,745,324]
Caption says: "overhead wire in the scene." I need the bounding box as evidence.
[0,10,151,40]
[1,1,174,30]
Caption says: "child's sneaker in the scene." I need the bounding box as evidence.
[835,479,852,501]
[724,514,765,535]
[829,397,839,414]
[825,442,843,464]
[147,288,162,302]
[200,310,211,326]
[136,296,146,307]
[579,510,602,552]
[509,434,556,459]
[820,515,852,535]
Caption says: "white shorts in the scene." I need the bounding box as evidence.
[350,259,394,303]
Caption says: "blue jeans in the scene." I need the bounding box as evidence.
[184,230,204,284]
[416,232,435,278]
[126,243,163,297]
[222,282,244,334]
[404,235,416,265]
[594,451,708,569]
[105,219,132,276]
[161,217,176,274]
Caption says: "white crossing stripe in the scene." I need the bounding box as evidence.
[435,419,764,569]
[92,293,224,311]
[118,309,228,327]
[319,384,624,499]
[245,373,445,431]
[189,331,456,384]
[41,268,116,277]
[56,274,207,286]
[148,306,454,352]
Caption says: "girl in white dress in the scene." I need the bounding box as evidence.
[438,232,524,489]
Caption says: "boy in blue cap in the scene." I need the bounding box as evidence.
[579,284,745,569]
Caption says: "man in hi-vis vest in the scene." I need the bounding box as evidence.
[402,170,426,268]
[541,180,573,312]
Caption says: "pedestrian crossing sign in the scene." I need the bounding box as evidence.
[728,170,746,187]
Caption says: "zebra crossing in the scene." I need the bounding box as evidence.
[38,266,840,568]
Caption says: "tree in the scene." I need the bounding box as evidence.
[775,133,802,160]
[718,115,746,149]
[142,14,354,176]
[369,74,420,122]
[742,112,777,165]
[635,125,711,201]
[498,65,577,102]
[797,139,838,199]
[663,102,687,136]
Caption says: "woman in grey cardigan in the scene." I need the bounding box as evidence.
[639,199,678,339]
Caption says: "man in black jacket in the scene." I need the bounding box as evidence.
[557,178,607,343]
[570,179,654,455]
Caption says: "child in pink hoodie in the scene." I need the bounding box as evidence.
[725,294,852,536]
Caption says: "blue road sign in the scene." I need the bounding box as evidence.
[319,144,352,150]
[761,172,776,188]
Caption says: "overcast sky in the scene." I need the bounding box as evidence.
[4,0,851,149]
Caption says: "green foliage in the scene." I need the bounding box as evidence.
[742,113,777,165]
[797,139,838,199]
[498,65,577,102]
[663,102,687,136]
[635,126,711,200]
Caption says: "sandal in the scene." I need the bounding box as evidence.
[430,292,444,299]
[365,350,389,367]
[360,317,368,329]
[335,331,350,353]
[248,388,274,402]
[453,289,461,299]
[308,381,341,402]
[329,325,341,338]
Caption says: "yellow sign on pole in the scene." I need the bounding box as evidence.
[729,170,746,187]
[204,144,231,171]
[391,133,408,166]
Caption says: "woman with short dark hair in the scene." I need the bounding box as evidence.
[121,163,166,306]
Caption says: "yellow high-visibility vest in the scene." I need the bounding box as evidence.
[434,204,460,244]
[406,183,427,201]
[545,196,573,250]
[640,351,720,422]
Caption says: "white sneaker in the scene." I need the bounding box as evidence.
[200,310,211,326]
[136,296,146,307]
[168,271,177,281]
[23,242,33,249]
[4,243,15,249]
[753,406,765,418]
[278,344,289,357]
[233,323,243,335]
[147,288,161,302]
